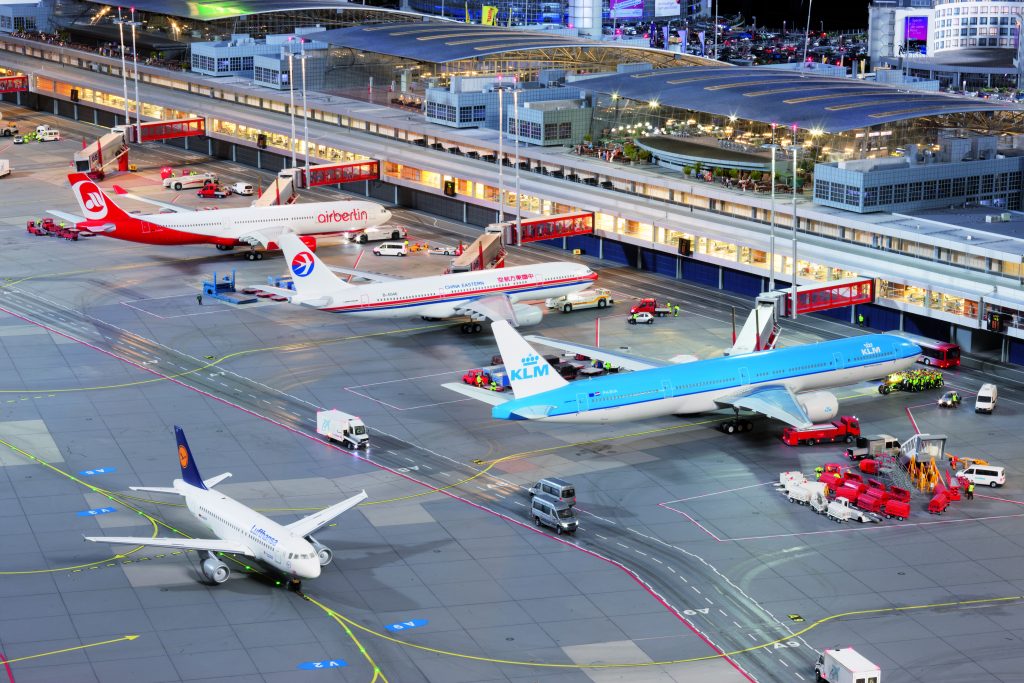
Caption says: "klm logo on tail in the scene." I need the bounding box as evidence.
[511,354,550,382]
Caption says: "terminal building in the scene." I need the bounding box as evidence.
[4,5,1024,364]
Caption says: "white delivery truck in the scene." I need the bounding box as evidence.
[316,409,369,449]
[0,159,10,178]
[815,647,880,683]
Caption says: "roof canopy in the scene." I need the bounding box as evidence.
[306,23,702,65]
[86,0,408,21]
[579,66,1023,133]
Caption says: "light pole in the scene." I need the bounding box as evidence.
[497,77,505,222]
[712,0,718,59]
[300,39,310,172]
[768,141,777,291]
[286,40,296,168]
[513,86,522,247]
[801,0,813,65]
[789,140,800,320]
[115,8,130,127]
[129,8,142,143]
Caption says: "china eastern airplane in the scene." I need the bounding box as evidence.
[84,426,367,585]
[261,232,597,331]
[445,321,921,429]
[52,173,391,259]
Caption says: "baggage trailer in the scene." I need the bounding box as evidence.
[316,409,369,449]
[815,647,881,683]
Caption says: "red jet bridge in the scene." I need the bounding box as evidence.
[124,117,206,143]
[0,75,28,93]
[281,161,379,189]
[760,277,874,317]
[74,118,206,180]
[494,211,594,245]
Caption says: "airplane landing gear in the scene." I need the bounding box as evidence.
[460,323,483,334]
[215,244,234,251]
[719,409,753,434]
[308,536,333,566]
[245,250,264,261]
[200,551,230,584]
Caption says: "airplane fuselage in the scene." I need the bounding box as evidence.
[314,263,597,319]
[494,334,921,423]
[178,480,322,579]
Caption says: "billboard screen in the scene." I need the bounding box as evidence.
[904,16,928,42]
[654,0,680,18]
[610,0,642,19]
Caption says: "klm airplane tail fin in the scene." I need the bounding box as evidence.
[491,320,568,398]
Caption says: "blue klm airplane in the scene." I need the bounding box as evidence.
[446,321,921,430]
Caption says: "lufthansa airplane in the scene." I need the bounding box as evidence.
[261,233,597,331]
[85,427,367,585]
[446,321,921,429]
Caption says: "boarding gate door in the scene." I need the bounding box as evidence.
[833,352,844,370]
[661,380,673,399]
[576,393,589,413]
[738,368,750,386]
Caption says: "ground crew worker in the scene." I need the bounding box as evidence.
[196,292,203,306]
[967,482,975,500]
[630,313,638,322]
[833,472,842,485]
[475,373,484,387]
[815,466,824,480]
[489,380,498,391]
[603,360,612,371]
[59,221,66,229]
[857,313,865,327]
[673,305,680,317]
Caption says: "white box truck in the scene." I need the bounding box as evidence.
[0,159,10,178]
[316,409,369,449]
[815,647,880,683]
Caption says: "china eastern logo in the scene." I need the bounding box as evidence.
[317,209,368,224]
[511,354,550,381]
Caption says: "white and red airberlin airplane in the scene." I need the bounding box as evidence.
[262,233,597,332]
[53,173,392,259]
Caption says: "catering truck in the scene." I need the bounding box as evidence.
[814,647,880,683]
[316,409,369,449]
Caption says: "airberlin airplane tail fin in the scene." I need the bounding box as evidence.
[66,173,133,228]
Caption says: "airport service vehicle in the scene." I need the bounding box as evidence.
[0,159,10,178]
[528,477,576,506]
[546,288,614,313]
[316,409,369,449]
[12,134,23,144]
[530,492,578,534]
[826,497,882,523]
[373,241,408,257]
[788,480,827,505]
[0,122,17,137]
[164,173,218,191]
[357,224,408,243]
[629,298,672,317]
[84,426,367,585]
[229,182,255,196]
[937,391,961,408]
[38,129,60,142]
[430,244,461,256]
[197,184,232,199]
[957,464,1006,487]
[451,320,921,428]
[845,434,900,461]
[262,233,595,332]
[628,312,655,325]
[53,173,391,256]
[887,331,960,369]
[815,647,880,683]
[26,218,54,236]
[35,124,52,135]
[781,416,860,446]
[975,383,998,413]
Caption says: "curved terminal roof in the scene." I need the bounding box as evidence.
[305,23,712,65]
[87,0,427,21]
[579,66,1024,133]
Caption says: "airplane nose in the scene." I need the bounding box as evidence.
[299,560,321,579]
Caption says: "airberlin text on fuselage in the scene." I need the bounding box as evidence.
[318,209,368,224]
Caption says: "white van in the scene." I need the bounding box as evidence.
[975,383,997,413]
[530,493,578,535]
[959,465,1006,488]
[372,241,407,257]
[35,124,50,135]
[357,225,408,243]
[38,129,60,142]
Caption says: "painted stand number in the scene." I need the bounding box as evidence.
[297,660,347,670]
[386,619,428,632]
[80,467,116,476]
[77,507,116,517]
[682,608,710,616]
[773,641,801,649]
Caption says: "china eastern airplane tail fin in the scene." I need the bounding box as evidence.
[491,320,568,399]
[277,233,353,302]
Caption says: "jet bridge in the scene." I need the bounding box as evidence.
[73,131,129,180]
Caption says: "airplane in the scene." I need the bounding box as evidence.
[262,232,598,332]
[52,173,392,260]
[445,320,922,429]
[84,426,367,585]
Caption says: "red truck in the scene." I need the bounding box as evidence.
[197,184,232,199]
[629,298,673,317]
[781,416,861,447]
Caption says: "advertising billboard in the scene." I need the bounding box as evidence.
[904,15,928,53]
[654,0,680,18]
[610,0,643,19]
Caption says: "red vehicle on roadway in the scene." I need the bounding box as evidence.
[781,415,861,447]
[197,184,232,199]
[629,298,672,317]
[887,332,960,369]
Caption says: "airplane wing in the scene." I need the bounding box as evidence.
[285,490,368,539]
[324,266,398,283]
[523,335,673,371]
[45,210,86,223]
[715,384,813,428]
[441,382,514,406]
[111,186,191,213]
[238,227,290,248]
[83,535,253,555]
[456,295,518,324]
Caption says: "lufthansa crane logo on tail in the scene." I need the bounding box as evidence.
[510,354,550,381]
[178,444,189,469]
[291,252,315,278]
[72,180,109,221]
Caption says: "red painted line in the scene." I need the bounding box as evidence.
[0,306,753,681]
[905,406,920,434]
[0,646,13,683]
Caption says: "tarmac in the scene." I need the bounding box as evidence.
[2,103,1024,683]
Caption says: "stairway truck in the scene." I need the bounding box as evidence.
[316,409,369,449]
[815,647,880,683]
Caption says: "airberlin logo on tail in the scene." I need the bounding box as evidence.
[73,181,109,220]
[291,252,315,278]
[317,209,368,224]
[510,354,550,381]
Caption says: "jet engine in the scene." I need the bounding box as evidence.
[201,557,230,584]
[512,304,543,327]
[308,536,333,566]
[795,391,839,423]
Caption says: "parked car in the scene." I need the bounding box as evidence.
[228,182,255,196]
[372,242,408,257]
[628,312,654,325]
